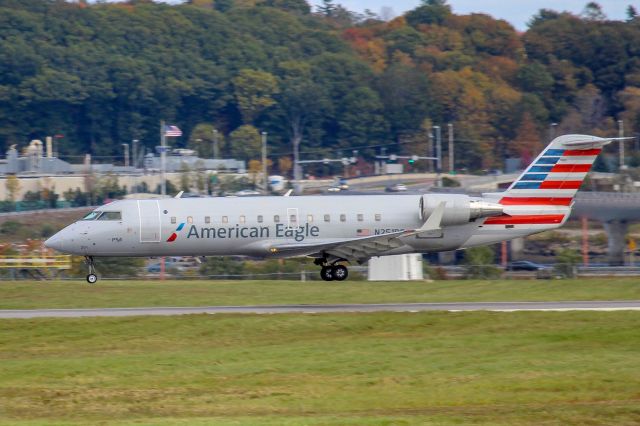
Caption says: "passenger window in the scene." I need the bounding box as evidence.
[257,215,263,223]
[171,217,176,224]
[274,215,280,223]
[205,216,210,224]
[97,211,122,221]
[307,214,313,223]
[239,215,246,224]
[357,214,363,222]
[222,216,228,224]
[340,214,346,222]
[324,214,330,222]
[375,214,382,222]
[187,216,193,224]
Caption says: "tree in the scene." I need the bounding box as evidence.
[627,5,638,22]
[278,156,292,176]
[582,2,606,21]
[188,123,223,158]
[405,0,452,27]
[509,113,542,167]
[275,61,329,182]
[232,69,279,124]
[229,125,262,159]
[5,175,20,202]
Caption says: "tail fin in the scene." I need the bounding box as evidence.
[500,134,628,206]
[482,134,629,228]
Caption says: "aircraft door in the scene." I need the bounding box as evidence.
[138,200,161,243]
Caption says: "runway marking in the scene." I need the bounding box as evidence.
[1,301,640,319]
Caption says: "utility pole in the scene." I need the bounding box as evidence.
[261,131,268,195]
[122,143,129,168]
[433,125,442,187]
[293,137,302,195]
[160,120,167,196]
[620,120,625,168]
[549,122,558,141]
[447,123,454,174]
[212,129,219,159]
[132,139,138,168]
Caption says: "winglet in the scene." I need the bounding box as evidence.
[174,191,184,199]
[283,189,293,197]
[417,201,446,232]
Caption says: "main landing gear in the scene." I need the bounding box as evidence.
[316,259,349,282]
[85,256,98,284]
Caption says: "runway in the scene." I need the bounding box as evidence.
[1,300,640,318]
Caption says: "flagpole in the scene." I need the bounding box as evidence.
[161,120,166,196]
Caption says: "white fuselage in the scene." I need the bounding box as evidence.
[45,194,555,259]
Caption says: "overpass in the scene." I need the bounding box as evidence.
[572,192,640,265]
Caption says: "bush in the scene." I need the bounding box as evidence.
[463,246,501,279]
[554,249,581,278]
[199,257,245,277]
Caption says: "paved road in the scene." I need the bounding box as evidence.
[2,301,640,318]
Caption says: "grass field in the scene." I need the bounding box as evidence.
[1,279,639,425]
[0,278,639,309]
[1,311,640,425]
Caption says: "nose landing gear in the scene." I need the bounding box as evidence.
[85,256,98,284]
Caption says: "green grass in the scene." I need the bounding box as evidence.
[0,278,639,310]
[1,312,640,425]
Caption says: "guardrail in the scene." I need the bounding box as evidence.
[0,255,72,269]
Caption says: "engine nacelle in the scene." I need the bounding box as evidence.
[419,194,504,226]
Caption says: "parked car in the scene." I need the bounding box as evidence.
[327,186,341,192]
[385,183,407,192]
[235,189,261,196]
[506,260,548,271]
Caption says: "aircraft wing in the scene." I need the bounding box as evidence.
[269,230,409,262]
[268,202,447,263]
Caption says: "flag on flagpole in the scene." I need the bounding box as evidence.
[164,125,182,137]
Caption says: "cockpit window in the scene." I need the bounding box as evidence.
[97,211,122,221]
[82,211,101,220]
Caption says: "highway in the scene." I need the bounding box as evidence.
[2,301,640,318]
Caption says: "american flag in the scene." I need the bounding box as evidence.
[357,229,371,237]
[164,125,182,137]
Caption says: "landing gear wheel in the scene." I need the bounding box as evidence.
[332,265,348,281]
[85,256,98,284]
[320,266,334,281]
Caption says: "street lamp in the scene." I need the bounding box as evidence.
[261,132,268,195]
[132,139,139,168]
[212,129,219,159]
[122,143,129,168]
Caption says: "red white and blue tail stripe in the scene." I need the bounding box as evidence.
[483,134,627,227]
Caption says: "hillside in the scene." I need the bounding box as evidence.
[1,0,639,173]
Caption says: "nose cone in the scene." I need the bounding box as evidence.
[45,231,67,253]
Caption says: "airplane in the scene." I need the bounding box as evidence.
[45,134,627,284]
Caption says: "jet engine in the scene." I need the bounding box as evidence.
[419,194,504,226]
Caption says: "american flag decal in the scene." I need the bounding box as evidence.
[357,229,371,236]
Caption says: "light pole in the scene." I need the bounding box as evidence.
[433,125,442,187]
[160,120,167,196]
[549,122,558,141]
[447,123,454,174]
[122,143,129,168]
[212,129,219,159]
[261,131,268,195]
[132,139,139,168]
[618,119,626,170]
